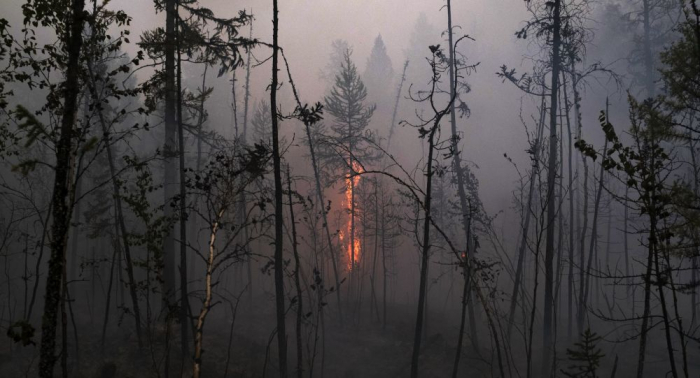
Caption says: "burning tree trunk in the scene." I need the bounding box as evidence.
[324,48,374,309]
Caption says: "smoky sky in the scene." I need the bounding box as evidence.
[0,0,626,240]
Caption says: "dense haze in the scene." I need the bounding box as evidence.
[0,0,697,377]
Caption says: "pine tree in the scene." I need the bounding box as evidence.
[321,39,352,89]
[251,99,273,145]
[363,35,394,105]
[324,48,375,284]
[561,329,604,378]
[324,49,376,164]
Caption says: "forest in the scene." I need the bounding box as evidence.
[0,0,699,377]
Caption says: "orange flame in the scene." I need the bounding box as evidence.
[340,160,362,271]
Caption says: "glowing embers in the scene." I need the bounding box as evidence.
[340,160,363,271]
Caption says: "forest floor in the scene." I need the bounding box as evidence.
[0,299,694,377]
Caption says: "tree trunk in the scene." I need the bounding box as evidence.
[175,15,190,363]
[85,62,143,347]
[642,0,655,98]
[286,165,304,378]
[410,121,438,378]
[381,195,388,330]
[39,1,86,375]
[582,113,609,328]
[571,56,588,337]
[302,119,344,323]
[192,209,224,378]
[370,179,380,322]
[411,123,438,378]
[242,19,254,304]
[387,61,409,151]
[452,215,472,378]
[563,72,575,340]
[100,239,118,348]
[635,219,654,378]
[270,1,288,376]
[689,136,699,327]
[162,0,178,317]
[507,97,546,340]
[542,0,562,374]
[446,0,479,350]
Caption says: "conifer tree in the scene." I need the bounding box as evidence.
[324,49,375,277]
[561,329,605,378]
[363,35,394,104]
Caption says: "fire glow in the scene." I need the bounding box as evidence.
[339,160,362,271]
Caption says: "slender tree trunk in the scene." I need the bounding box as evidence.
[175,15,190,363]
[446,0,479,349]
[23,234,28,319]
[370,179,380,322]
[526,236,543,378]
[452,215,472,378]
[162,0,178,318]
[555,96,565,314]
[636,133,658,378]
[563,73,575,340]
[85,45,144,347]
[508,98,546,340]
[662,224,690,378]
[410,100,445,376]
[571,57,588,336]
[635,222,654,378]
[190,64,208,287]
[242,19,254,304]
[302,121,343,323]
[349,140,357,306]
[582,104,609,327]
[68,179,82,284]
[28,202,52,321]
[624,185,632,308]
[387,61,409,151]
[690,137,699,327]
[381,195,388,330]
[60,247,68,378]
[654,229,679,378]
[192,209,224,378]
[542,0,562,373]
[39,1,86,375]
[270,2,288,376]
[286,165,304,378]
[100,240,118,348]
[582,162,603,316]
[642,0,655,98]
[242,20,253,143]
